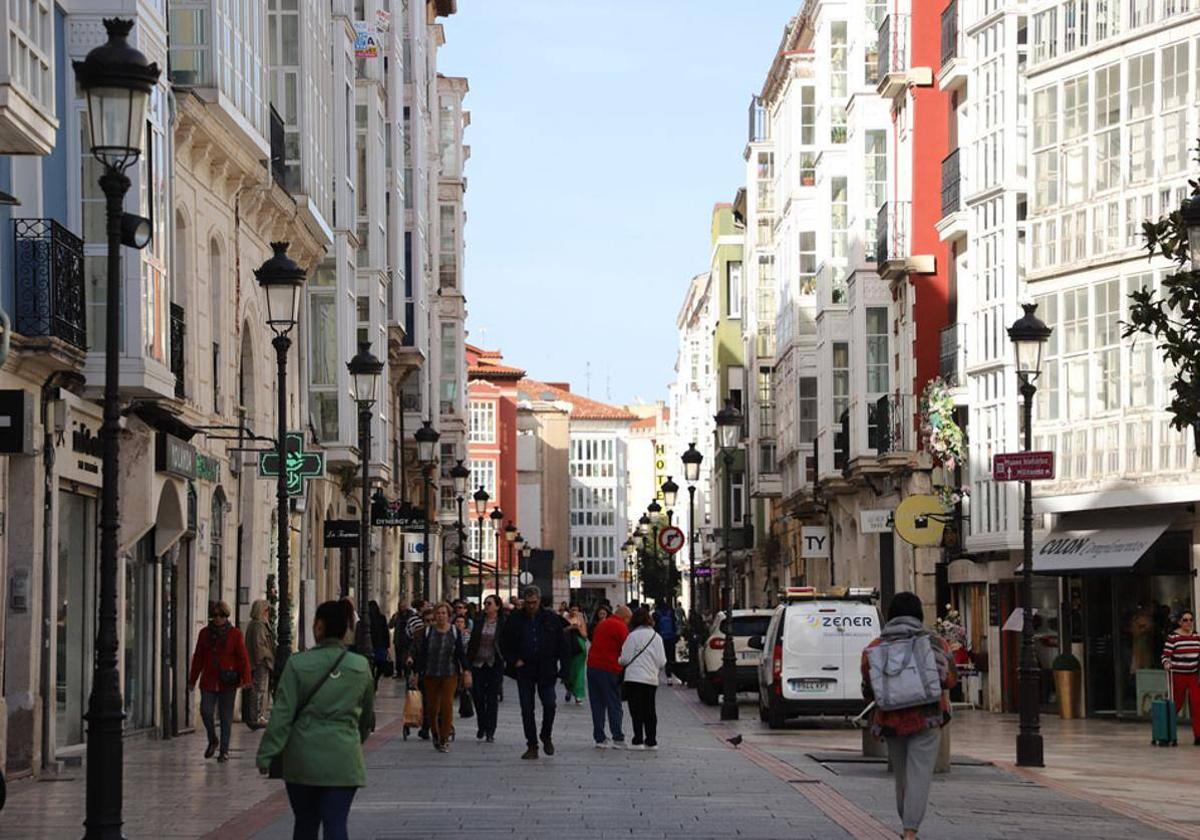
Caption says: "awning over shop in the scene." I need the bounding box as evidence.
[1031,514,1175,574]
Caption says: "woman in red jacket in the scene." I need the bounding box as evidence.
[188,601,252,762]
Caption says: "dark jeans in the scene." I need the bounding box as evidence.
[586,668,624,744]
[516,677,556,748]
[285,783,357,840]
[200,689,236,753]
[471,662,502,737]
[663,637,677,676]
[625,681,658,746]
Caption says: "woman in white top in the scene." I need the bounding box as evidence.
[618,607,668,750]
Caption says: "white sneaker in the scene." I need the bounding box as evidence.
[645,744,658,751]
[610,740,626,750]
[595,740,610,749]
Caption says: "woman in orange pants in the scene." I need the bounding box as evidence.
[1162,611,1200,745]
[416,603,471,752]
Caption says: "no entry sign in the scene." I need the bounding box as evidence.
[993,451,1055,482]
[657,526,685,554]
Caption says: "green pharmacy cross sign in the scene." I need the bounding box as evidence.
[259,432,325,497]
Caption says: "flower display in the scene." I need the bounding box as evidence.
[935,604,967,645]
[920,377,968,510]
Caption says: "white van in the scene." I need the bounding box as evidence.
[751,587,881,728]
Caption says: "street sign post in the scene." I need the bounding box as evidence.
[993,451,1055,482]
[657,525,685,554]
[259,432,325,496]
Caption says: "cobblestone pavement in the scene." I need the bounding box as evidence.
[2,679,1193,839]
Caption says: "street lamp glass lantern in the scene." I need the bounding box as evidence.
[661,476,679,508]
[415,420,440,465]
[1007,302,1052,382]
[682,442,703,483]
[450,459,470,495]
[254,242,306,336]
[521,544,532,561]
[1183,196,1200,271]
[504,521,517,542]
[638,513,651,535]
[473,486,489,517]
[489,507,504,531]
[347,341,384,407]
[715,401,743,451]
[74,19,160,173]
[514,532,526,551]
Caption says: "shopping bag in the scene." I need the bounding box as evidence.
[404,688,424,727]
[459,688,475,719]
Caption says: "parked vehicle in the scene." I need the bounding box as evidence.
[751,587,880,728]
[696,609,775,706]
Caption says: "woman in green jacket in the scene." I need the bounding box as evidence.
[256,599,375,840]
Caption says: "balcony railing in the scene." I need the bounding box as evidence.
[13,219,86,351]
[877,13,910,82]
[941,148,961,217]
[871,393,917,455]
[748,95,769,144]
[269,106,287,188]
[170,303,186,399]
[939,323,965,388]
[941,1,959,67]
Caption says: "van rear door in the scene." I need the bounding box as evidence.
[780,602,844,703]
[837,603,880,701]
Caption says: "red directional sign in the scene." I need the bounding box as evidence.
[992,451,1055,482]
[657,526,686,554]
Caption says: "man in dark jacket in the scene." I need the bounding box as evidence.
[500,585,569,759]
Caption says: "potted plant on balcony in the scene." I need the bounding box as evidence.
[1052,652,1082,719]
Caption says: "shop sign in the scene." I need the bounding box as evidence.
[259,432,325,497]
[693,566,713,578]
[372,498,425,529]
[860,509,893,534]
[354,24,380,58]
[569,569,583,589]
[155,433,197,479]
[988,583,1000,627]
[992,451,1054,481]
[195,453,220,483]
[67,420,102,477]
[801,526,830,558]
[323,520,360,549]
[403,534,424,562]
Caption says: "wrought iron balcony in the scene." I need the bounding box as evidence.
[170,303,186,399]
[876,13,932,100]
[269,106,287,189]
[871,393,917,455]
[941,1,959,67]
[13,219,85,351]
[876,201,935,279]
[939,323,966,388]
[941,148,961,217]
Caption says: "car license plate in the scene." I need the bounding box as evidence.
[738,650,758,660]
[795,678,831,692]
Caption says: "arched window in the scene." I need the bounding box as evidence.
[210,238,224,414]
[209,488,226,608]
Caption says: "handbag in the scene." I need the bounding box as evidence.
[620,635,656,702]
[458,687,475,718]
[268,649,348,779]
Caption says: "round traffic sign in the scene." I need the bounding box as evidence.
[657,526,685,554]
[518,571,533,585]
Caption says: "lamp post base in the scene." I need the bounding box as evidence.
[1016,732,1044,767]
[720,700,740,721]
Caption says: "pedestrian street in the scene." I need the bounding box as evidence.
[1,676,1186,840]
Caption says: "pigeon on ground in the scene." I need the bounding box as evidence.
[726,734,743,748]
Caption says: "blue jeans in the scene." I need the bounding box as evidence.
[471,662,502,737]
[516,677,557,748]
[285,783,357,840]
[587,668,624,744]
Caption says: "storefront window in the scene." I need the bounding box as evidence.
[125,536,157,730]
[56,491,95,748]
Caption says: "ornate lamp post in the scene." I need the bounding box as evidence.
[1009,303,1051,768]
[473,486,489,599]
[450,459,470,599]
[682,443,703,685]
[504,521,518,598]
[415,420,439,600]
[75,19,160,838]
[715,400,743,721]
[489,506,504,597]
[348,342,383,613]
[520,542,533,596]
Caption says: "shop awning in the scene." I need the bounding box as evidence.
[1031,514,1175,574]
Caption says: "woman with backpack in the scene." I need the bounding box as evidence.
[416,602,471,752]
[619,607,667,750]
[861,592,957,840]
[187,601,251,762]
[256,599,375,840]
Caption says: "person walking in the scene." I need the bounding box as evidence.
[244,599,275,729]
[188,601,251,762]
[861,592,957,840]
[1162,610,1200,745]
[588,603,612,637]
[653,600,680,685]
[406,603,435,740]
[587,604,630,748]
[467,594,506,742]
[416,602,470,752]
[390,601,414,680]
[368,600,391,689]
[620,607,667,750]
[500,585,569,759]
[563,604,588,704]
[256,599,374,840]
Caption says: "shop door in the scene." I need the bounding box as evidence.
[56,491,96,749]
[177,537,194,730]
[125,535,158,730]
[1083,576,1116,714]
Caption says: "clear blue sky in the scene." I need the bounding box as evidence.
[440,0,796,405]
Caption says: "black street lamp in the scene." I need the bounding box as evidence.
[715,400,743,721]
[489,506,504,597]
[682,443,703,685]
[520,542,533,595]
[512,531,526,598]
[1009,303,1051,768]
[504,521,518,599]
[450,459,470,599]
[348,342,383,614]
[256,243,306,684]
[414,420,439,600]
[474,486,489,599]
[75,18,160,838]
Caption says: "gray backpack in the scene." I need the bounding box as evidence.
[867,633,943,711]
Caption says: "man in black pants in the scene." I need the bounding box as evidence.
[500,585,568,759]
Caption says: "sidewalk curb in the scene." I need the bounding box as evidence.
[992,759,1196,840]
[201,712,406,840]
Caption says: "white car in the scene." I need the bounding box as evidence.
[751,587,880,728]
[696,609,775,706]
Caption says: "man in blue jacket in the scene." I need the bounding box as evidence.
[500,585,569,759]
[654,600,680,685]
